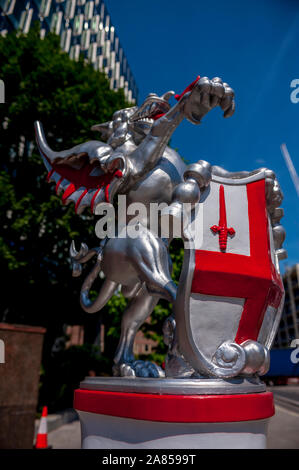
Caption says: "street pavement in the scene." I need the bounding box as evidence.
[47,386,299,449]
[267,404,299,448]
[48,420,81,449]
[267,385,299,449]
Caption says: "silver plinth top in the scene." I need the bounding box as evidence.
[80,376,266,395]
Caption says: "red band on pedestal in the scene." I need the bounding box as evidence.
[74,390,274,423]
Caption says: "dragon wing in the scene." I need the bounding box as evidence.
[35,121,125,214]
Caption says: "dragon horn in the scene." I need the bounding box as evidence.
[161,91,175,102]
[34,121,85,164]
[91,121,114,141]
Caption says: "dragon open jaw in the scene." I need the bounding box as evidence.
[34,121,124,215]
[129,92,174,126]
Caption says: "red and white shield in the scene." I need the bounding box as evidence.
[175,171,284,377]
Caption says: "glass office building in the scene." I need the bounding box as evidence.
[0,0,138,103]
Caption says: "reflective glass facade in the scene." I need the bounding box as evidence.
[0,0,138,103]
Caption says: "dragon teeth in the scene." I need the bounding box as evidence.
[48,171,60,184]
[150,103,156,114]
[65,187,86,207]
[56,178,70,195]
[91,187,105,213]
[76,189,97,215]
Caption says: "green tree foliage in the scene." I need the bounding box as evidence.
[0,26,184,409]
[0,26,128,328]
[0,26,131,408]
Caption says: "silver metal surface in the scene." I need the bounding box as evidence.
[37,75,285,381]
[37,76,238,378]
[80,376,266,395]
[211,168,266,185]
[189,293,245,361]
[259,292,286,350]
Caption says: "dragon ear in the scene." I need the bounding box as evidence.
[91,121,114,141]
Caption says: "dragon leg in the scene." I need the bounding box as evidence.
[113,285,164,378]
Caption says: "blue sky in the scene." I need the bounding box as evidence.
[106,0,299,270]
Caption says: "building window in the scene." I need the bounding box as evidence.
[97,28,105,46]
[110,50,115,69]
[104,39,110,57]
[19,8,33,34]
[84,1,94,20]
[105,14,110,30]
[100,2,105,19]
[114,61,120,80]
[110,25,114,43]
[97,54,103,70]
[81,29,90,50]
[73,14,84,36]
[39,0,51,18]
[88,42,97,63]
[90,14,99,33]
[65,0,76,20]
[50,11,62,35]
[69,44,80,61]
[114,37,119,54]
[60,28,72,53]
[2,0,16,15]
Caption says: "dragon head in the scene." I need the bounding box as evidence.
[91,91,175,148]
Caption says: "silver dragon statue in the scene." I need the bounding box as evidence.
[35,75,286,381]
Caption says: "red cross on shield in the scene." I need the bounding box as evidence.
[175,171,284,377]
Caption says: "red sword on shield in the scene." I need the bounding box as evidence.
[210,184,236,251]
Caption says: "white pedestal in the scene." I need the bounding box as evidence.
[74,377,274,450]
[78,411,269,449]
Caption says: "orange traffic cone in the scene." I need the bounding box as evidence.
[35,406,48,449]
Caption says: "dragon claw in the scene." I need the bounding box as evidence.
[70,240,89,261]
[113,360,165,378]
[69,240,78,258]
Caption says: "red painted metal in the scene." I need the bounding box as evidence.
[74,389,274,423]
[152,113,166,121]
[75,189,88,214]
[62,183,76,204]
[175,76,201,101]
[37,134,123,212]
[90,187,103,213]
[210,184,235,251]
[36,129,117,189]
[46,169,54,182]
[55,176,63,194]
[152,77,201,121]
[191,179,284,344]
